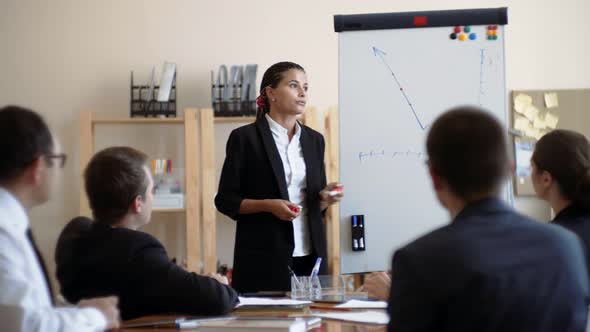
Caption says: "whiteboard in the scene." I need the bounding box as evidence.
[336,8,508,273]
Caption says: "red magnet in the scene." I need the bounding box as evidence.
[414,16,427,26]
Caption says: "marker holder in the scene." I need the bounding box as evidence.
[351,215,366,251]
[130,71,177,118]
[211,82,257,117]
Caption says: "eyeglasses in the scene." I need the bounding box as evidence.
[44,153,67,168]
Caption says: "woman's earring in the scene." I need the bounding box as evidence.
[272,98,276,102]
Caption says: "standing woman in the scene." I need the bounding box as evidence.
[215,62,343,293]
[531,129,590,279]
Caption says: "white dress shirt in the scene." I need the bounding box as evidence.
[0,187,107,332]
[266,114,311,257]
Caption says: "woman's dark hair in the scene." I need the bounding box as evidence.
[426,106,508,201]
[84,146,149,224]
[532,129,590,209]
[256,62,305,119]
[0,105,54,183]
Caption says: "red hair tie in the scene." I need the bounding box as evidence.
[256,95,266,108]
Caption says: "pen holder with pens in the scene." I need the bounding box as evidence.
[291,275,368,300]
[130,71,177,118]
[211,82,257,117]
[291,275,323,300]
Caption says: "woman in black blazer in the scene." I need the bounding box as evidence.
[531,129,590,281]
[215,62,343,293]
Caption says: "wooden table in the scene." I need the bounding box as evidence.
[117,309,388,332]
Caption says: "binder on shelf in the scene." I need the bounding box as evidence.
[211,64,257,117]
[129,66,177,118]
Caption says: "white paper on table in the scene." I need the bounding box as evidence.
[544,92,559,108]
[335,300,388,309]
[545,112,559,129]
[313,310,389,325]
[236,297,311,307]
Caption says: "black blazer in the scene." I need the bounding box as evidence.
[215,117,327,293]
[553,204,590,283]
[55,217,238,320]
[388,198,589,332]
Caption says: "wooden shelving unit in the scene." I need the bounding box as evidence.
[79,108,340,276]
[79,109,202,272]
[214,116,256,123]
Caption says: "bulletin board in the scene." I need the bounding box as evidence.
[511,89,590,196]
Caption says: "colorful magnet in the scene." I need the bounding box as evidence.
[469,33,477,40]
[454,26,461,33]
[450,33,457,40]
[464,26,471,33]
[458,33,467,41]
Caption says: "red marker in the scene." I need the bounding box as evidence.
[328,184,344,196]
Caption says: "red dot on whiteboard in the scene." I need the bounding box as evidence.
[414,16,427,26]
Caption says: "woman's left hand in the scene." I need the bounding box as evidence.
[320,182,344,205]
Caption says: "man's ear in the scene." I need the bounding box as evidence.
[130,195,143,214]
[23,157,44,186]
[428,164,444,191]
[540,170,554,188]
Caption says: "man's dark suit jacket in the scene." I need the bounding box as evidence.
[215,117,327,293]
[388,198,589,332]
[553,204,590,283]
[55,217,238,320]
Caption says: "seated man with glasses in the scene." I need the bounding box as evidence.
[0,105,120,331]
[55,146,238,320]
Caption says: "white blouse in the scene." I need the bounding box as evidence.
[266,114,311,257]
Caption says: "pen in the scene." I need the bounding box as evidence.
[288,265,302,288]
[310,257,322,278]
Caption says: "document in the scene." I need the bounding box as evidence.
[313,310,389,325]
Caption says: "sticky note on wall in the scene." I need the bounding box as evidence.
[514,94,533,114]
[514,115,530,132]
[533,115,546,129]
[545,112,559,129]
[544,92,559,108]
[523,105,539,122]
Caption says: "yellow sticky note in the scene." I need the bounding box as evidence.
[533,115,546,129]
[524,125,545,140]
[514,94,532,114]
[544,92,559,108]
[523,105,539,122]
[514,115,530,132]
[545,112,559,129]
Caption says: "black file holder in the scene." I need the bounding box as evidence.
[130,71,177,118]
[211,82,257,117]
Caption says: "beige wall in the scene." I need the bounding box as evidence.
[1,0,589,290]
